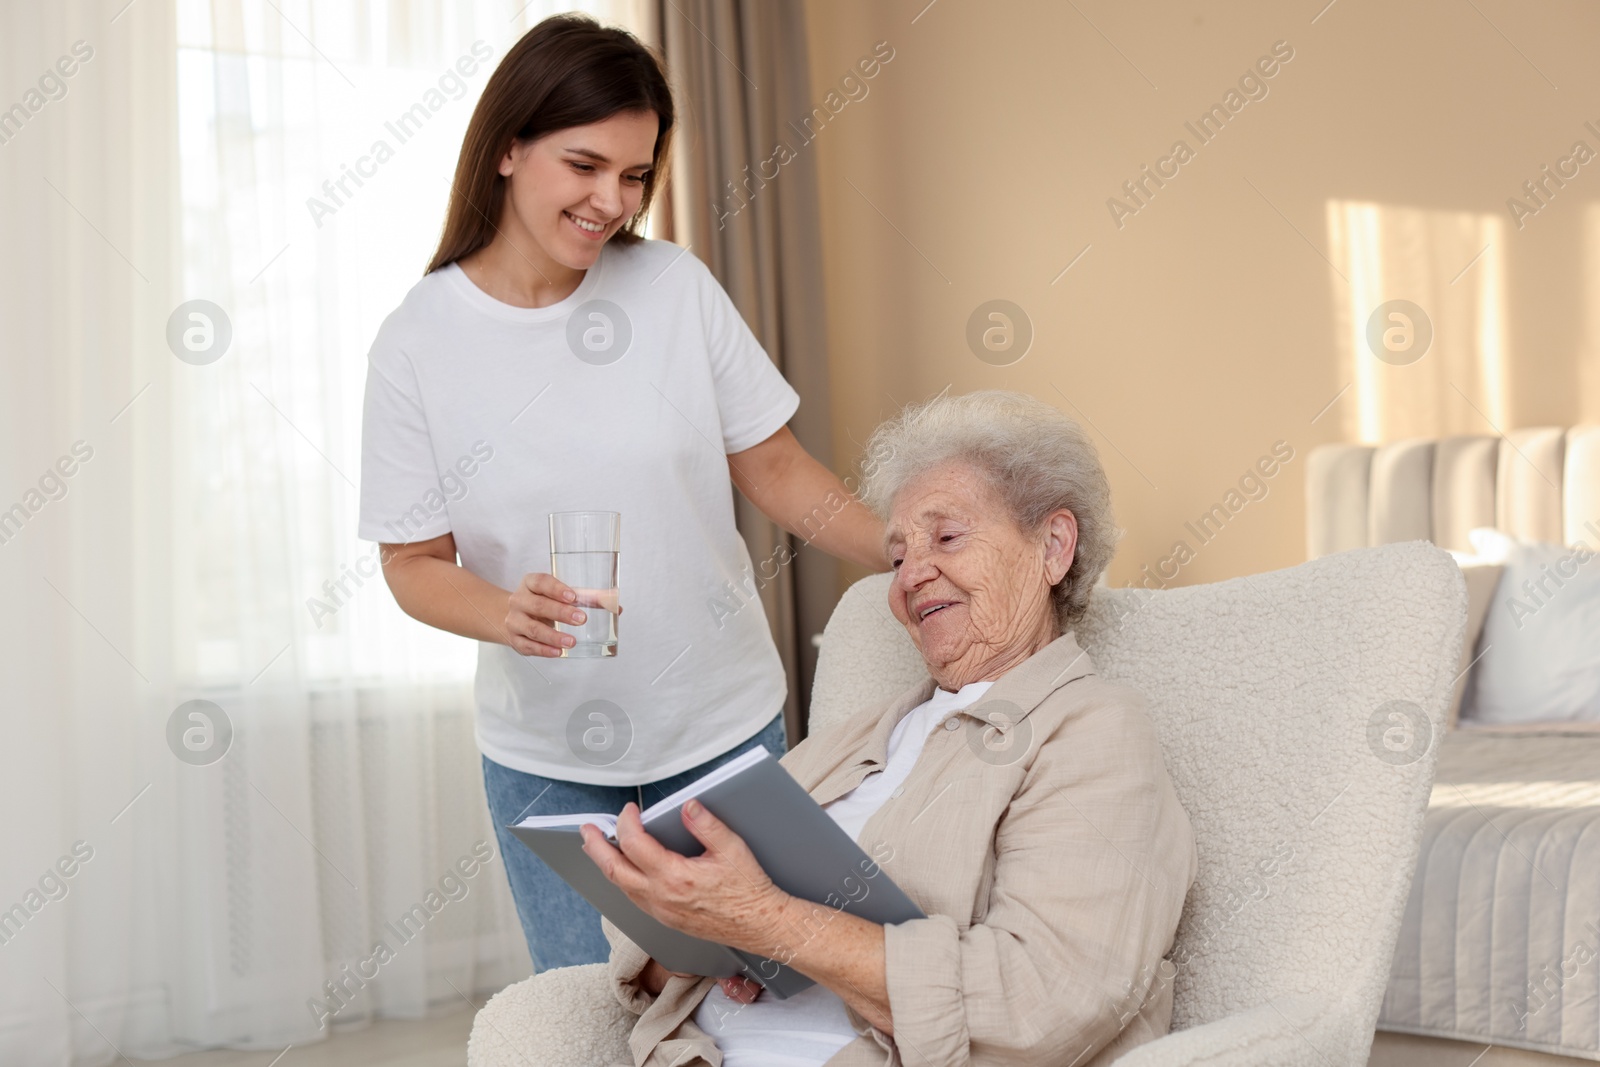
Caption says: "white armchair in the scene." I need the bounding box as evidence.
[468,541,1467,1066]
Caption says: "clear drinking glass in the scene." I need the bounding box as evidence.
[548,511,620,658]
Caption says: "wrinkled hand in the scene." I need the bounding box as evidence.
[579,799,792,960]
[641,958,762,1002]
[718,974,763,1003]
[639,957,697,995]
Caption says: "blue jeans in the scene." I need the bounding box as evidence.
[483,712,789,973]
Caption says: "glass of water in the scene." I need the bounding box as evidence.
[549,511,620,658]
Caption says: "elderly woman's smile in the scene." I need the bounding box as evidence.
[886,460,1077,690]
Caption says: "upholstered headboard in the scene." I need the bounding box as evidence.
[1306,426,1600,558]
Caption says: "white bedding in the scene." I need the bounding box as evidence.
[1380,728,1600,1062]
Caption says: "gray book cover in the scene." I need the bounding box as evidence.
[507,746,925,999]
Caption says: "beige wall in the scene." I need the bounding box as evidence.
[800,0,1600,595]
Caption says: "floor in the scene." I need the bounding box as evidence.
[125,1011,477,1067]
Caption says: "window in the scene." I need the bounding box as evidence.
[170,1,639,684]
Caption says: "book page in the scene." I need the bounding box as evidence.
[514,812,619,837]
[508,745,771,838]
[640,746,771,825]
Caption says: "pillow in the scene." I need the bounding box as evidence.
[1441,553,1504,729]
[1458,528,1600,725]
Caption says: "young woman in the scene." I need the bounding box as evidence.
[356,14,885,972]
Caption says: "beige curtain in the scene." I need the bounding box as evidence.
[648,0,837,743]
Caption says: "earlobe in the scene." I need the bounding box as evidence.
[1045,552,1067,585]
[498,142,521,178]
[1053,554,1074,585]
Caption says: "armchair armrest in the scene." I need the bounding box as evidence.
[468,964,634,1067]
[1113,995,1354,1067]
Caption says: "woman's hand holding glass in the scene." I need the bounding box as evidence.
[505,572,621,657]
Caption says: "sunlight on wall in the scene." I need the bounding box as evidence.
[1326,201,1507,444]
[1583,204,1600,422]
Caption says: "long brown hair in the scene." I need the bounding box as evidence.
[427,14,675,273]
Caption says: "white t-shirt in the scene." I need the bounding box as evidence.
[357,238,799,785]
[692,680,996,1065]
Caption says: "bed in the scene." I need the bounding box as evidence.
[1308,426,1600,1064]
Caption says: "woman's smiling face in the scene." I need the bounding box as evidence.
[498,110,657,270]
[885,461,1078,689]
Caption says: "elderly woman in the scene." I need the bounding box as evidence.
[577,390,1197,1066]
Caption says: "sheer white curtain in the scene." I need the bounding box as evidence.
[0,1,643,1061]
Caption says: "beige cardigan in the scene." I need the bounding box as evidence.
[603,631,1198,1067]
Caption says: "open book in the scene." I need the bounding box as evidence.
[507,746,925,999]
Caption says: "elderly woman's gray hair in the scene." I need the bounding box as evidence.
[859,390,1120,630]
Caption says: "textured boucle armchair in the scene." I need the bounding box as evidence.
[468,542,1466,1066]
